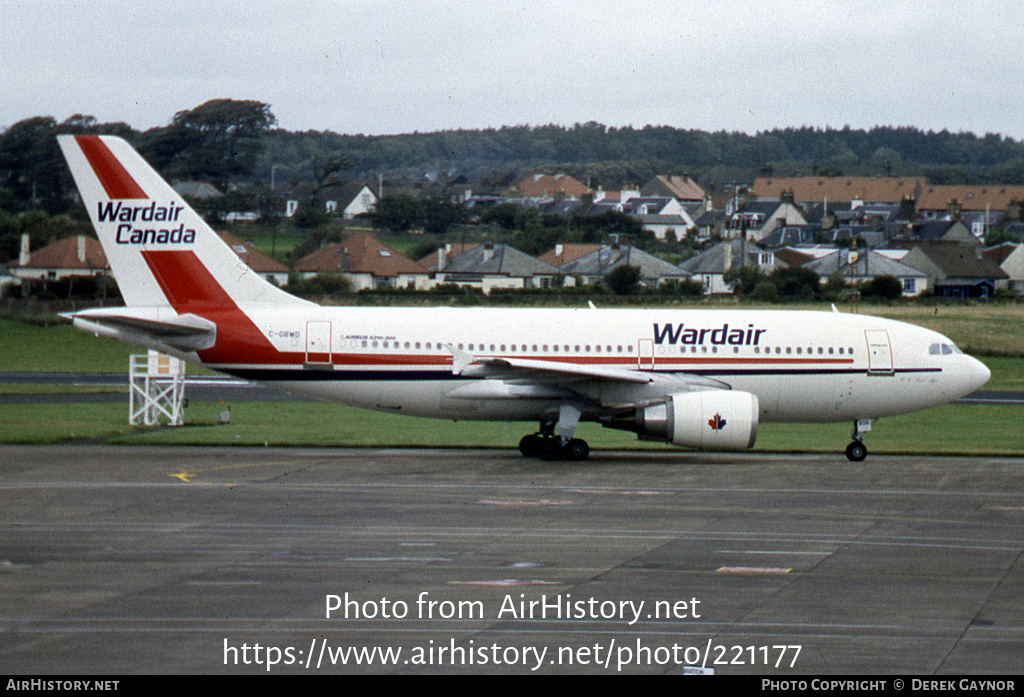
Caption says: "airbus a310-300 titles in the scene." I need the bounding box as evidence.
[57,135,990,461]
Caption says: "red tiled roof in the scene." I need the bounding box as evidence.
[917,185,1024,212]
[539,244,602,267]
[218,230,287,272]
[295,232,428,276]
[752,177,926,204]
[16,236,108,270]
[506,173,592,198]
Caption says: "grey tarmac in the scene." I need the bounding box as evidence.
[1,445,1022,674]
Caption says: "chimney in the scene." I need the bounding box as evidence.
[77,235,87,264]
[483,243,494,263]
[437,247,447,271]
[554,243,563,257]
[948,199,962,221]
[19,234,30,266]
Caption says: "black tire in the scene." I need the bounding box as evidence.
[519,434,542,457]
[537,439,561,461]
[845,441,868,462]
[565,438,590,461]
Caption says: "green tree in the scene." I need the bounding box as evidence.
[863,275,903,300]
[604,265,642,295]
[770,266,820,299]
[141,99,276,186]
[371,193,423,233]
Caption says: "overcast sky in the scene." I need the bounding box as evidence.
[3,0,1024,139]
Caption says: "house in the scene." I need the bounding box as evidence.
[984,243,1024,295]
[505,173,592,199]
[172,181,223,200]
[960,210,1006,239]
[899,241,1009,298]
[752,176,927,205]
[759,224,822,248]
[916,184,1024,219]
[431,243,562,293]
[10,234,109,282]
[693,208,725,239]
[557,243,689,289]
[641,175,706,203]
[538,243,602,268]
[678,239,784,295]
[419,242,481,271]
[217,230,289,286]
[907,220,977,244]
[621,197,696,241]
[804,249,930,297]
[282,182,378,219]
[294,232,431,291]
[724,198,807,241]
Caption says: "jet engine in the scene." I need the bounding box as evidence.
[604,390,759,451]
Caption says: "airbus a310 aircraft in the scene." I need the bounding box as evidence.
[58,135,990,461]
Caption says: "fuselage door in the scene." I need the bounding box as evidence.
[305,320,333,366]
[637,338,655,371]
[865,329,894,375]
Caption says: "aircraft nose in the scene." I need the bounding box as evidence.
[967,356,991,392]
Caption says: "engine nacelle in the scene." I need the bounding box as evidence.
[609,390,759,451]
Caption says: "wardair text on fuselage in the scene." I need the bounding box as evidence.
[653,322,767,346]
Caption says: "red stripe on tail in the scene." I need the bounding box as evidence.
[141,250,297,365]
[75,135,148,200]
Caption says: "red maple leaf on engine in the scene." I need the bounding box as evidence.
[708,413,727,430]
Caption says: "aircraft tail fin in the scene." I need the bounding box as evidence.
[57,134,305,310]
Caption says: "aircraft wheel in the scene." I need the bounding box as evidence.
[845,441,868,462]
[565,438,590,461]
[519,434,542,457]
[537,439,562,461]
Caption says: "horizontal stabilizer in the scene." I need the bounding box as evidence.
[64,309,217,351]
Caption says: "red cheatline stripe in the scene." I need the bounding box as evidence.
[75,135,148,200]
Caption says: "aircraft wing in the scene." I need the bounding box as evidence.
[452,349,654,384]
[447,346,729,402]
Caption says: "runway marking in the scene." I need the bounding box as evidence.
[345,557,451,563]
[449,579,561,587]
[477,499,573,506]
[566,489,668,496]
[717,566,792,575]
[717,550,832,556]
[165,460,308,483]
[187,581,262,586]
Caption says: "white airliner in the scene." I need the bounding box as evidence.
[57,135,990,461]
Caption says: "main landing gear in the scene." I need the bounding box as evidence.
[519,404,591,461]
[844,419,871,462]
[519,433,590,461]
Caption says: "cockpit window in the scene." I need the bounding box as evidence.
[930,343,962,356]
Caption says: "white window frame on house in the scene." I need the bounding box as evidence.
[903,278,916,294]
